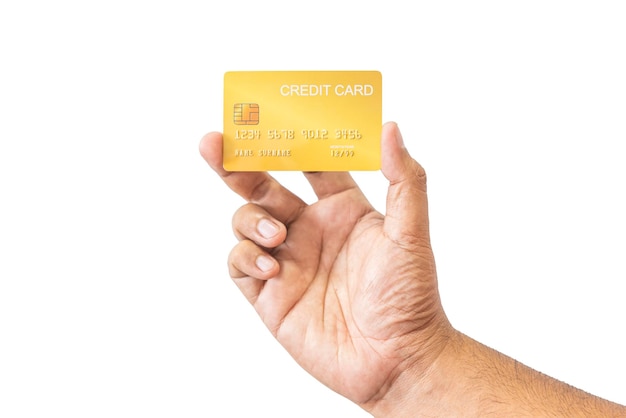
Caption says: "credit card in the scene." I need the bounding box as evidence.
[223,71,382,171]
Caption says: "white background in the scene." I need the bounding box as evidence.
[1,1,625,416]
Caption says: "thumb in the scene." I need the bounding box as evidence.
[381,122,430,243]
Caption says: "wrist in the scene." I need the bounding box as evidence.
[360,320,464,418]
[365,328,626,417]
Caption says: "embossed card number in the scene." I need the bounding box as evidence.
[223,71,382,171]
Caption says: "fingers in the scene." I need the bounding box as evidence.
[380,122,430,244]
[303,171,360,199]
[199,132,306,224]
[229,204,285,280]
[232,203,287,249]
[227,203,286,305]
[227,240,276,304]
[228,239,280,280]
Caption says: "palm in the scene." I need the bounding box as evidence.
[255,188,439,402]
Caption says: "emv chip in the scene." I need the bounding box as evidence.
[233,103,259,125]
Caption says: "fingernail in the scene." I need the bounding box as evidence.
[255,255,275,272]
[257,218,280,239]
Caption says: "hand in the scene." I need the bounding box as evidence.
[201,122,626,417]
[199,122,453,408]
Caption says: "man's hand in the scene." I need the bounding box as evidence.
[199,122,452,406]
[200,122,626,417]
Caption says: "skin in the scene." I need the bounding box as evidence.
[200,122,625,417]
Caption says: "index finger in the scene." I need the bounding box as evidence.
[199,132,306,224]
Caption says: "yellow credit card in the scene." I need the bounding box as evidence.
[223,71,382,171]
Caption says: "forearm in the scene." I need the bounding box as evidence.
[365,331,625,417]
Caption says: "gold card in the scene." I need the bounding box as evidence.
[223,71,382,171]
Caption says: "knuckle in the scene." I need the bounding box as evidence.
[232,203,263,239]
[227,241,250,278]
[410,160,428,191]
[232,202,256,224]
